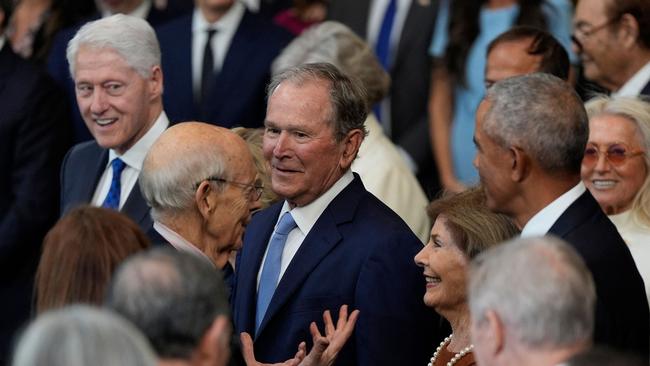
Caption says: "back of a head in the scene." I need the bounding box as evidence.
[268,62,368,142]
[482,73,588,175]
[36,206,150,314]
[487,25,570,81]
[66,14,161,78]
[106,248,230,360]
[469,236,596,349]
[272,21,390,107]
[12,305,157,366]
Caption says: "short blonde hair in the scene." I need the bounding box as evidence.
[427,187,519,259]
[231,127,279,208]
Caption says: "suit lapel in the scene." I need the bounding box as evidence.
[121,179,151,229]
[255,177,364,337]
[237,204,282,334]
[548,191,596,238]
[81,147,109,203]
[640,80,650,97]
[393,0,436,72]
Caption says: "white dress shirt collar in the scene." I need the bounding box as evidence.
[615,60,650,97]
[108,111,169,171]
[521,182,586,237]
[153,221,215,267]
[101,0,152,18]
[278,170,355,237]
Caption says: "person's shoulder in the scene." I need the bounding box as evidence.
[239,10,294,44]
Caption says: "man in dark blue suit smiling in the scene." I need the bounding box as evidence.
[232,63,441,365]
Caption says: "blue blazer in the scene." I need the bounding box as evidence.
[232,175,443,365]
[156,10,292,128]
[548,190,649,358]
[60,141,153,237]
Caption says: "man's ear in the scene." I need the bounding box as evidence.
[509,146,529,183]
[339,129,364,170]
[149,65,164,99]
[195,181,215,220]
[484,310,506,358]
[618,13,640,49]
[194,316,231,366]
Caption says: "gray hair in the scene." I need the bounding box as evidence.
[267,62,368,141]
[584,95,650,227]
[272,21,390,107]
[105,248,230,360]
[139,131,230,223]
[469,236,596,349]
[66,14,161,78]
[482,73,588,175]
[12,305,157,366]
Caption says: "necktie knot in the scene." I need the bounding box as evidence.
[275,212,297,235]
[111,158,126,176]
[206,28,217,39]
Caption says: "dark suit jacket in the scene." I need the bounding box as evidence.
[641,79,650,97]
[326,0,440,195]
[548,191,649,358]
[232,175,443,365]
[0,45,71,366]
[46,7,182,143]
[60,141,153,237]
[156,10,292,128]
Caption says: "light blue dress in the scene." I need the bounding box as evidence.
[429,0,575,184]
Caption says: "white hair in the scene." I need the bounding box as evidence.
[66,14,161,78]
[469,236,595,348]
[12,305,157,366]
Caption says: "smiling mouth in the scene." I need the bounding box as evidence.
[424,275,441,285]
[95,118,118,126]
[592,180,617,189]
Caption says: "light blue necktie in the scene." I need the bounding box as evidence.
[102,158,126,210]
[256,211,297,334]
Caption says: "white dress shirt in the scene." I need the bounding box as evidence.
[614,61,650,97]
[191,2,245,98]
[91,111,169,209]
[100,0,152,18]
[153,221,215,267]
[521,182,586,237]
[257,170,355,288]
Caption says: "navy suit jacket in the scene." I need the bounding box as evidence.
[548,191,649,358]
[156,10,292,128]
[0,45,71,366]
[641,79,650,96]
[60,141,153,237]
[232,175,443,365]
[46,7,182,143]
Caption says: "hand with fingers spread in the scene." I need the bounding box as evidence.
[239,305,359,366]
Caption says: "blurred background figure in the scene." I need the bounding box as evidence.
[414,187,518,366]
[12,305,157,366]
[0,0,71,361]
[572,0,650,97]
[156,0,293,129]
[232,127,280,209]
[6,0,94,64]
[272,21,431,242]
[581,95,650,306]
[327,0,439,197]
[35,206,150,314]
[469,236,595,366]
[566,346,647,366]
[428,0,575,192]
[273,0,327,35]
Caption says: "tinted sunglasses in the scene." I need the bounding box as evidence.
[582,143,645,167]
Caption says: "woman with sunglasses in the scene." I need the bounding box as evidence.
[581,95,650,305]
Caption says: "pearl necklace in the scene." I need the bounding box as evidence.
[427,334,474,366]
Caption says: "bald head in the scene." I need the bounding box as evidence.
[140,121,255,221]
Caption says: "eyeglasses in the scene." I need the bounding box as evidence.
[582,143,645,167]
[203,177,264,201]
[571,17,620,52]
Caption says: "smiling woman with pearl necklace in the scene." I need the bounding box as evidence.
[414,187,519,366]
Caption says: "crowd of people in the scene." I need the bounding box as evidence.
[1,0,650,365]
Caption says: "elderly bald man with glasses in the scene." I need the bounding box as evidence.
[572,0,650,96]
[139,122,263,278]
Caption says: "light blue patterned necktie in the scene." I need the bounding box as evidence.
[102,158,126,210]
[255,211,297,334]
